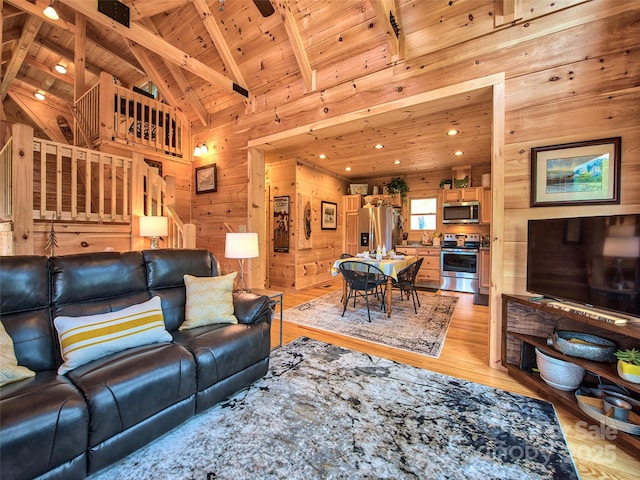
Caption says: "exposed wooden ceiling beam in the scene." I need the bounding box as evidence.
[124,39,190,127]
[23,55,74,85]
[369,0,404,63]
[10,76,72,104]
[74,12,86,98]
[123,0,193,21]
[85,27,145,76]
[275,0,315,92]
[1,15,43,101]
[139,17,208,127]
[36,35,102,77]
[62,0,250,99]
[193,0,247,87]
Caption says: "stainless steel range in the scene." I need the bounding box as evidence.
[440,233,480,293]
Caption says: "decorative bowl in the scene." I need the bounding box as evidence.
[535,348,585,391]
[617,360,640,384]
[548,331,617,362]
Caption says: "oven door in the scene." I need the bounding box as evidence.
[440,248,479,293]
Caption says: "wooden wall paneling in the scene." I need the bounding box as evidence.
[248,146,266,289]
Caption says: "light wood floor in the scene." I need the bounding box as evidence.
[269,278,639,480]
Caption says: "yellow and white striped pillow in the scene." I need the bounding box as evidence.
[1,321,36,386]
[179,272,238,330]
[54,296,172,375]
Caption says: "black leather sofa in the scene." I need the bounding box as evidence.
[0,249,272,480]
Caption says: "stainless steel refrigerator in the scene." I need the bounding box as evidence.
[358,205,400,252]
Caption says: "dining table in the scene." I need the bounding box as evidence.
[331,255,419,318]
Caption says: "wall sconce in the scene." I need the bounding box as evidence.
[139,216,168,249]
[43,1,59,20]
[34,91,45,101]
[193,143,208,157]
[225,232,259,292]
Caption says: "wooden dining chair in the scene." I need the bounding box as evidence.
[338,261,387,322]
[393,257,424,314]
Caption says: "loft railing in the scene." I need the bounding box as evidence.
[4,123,194,254]
[75,72,184,157]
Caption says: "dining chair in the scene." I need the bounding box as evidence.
[338,261,387,322]
[393,257,424,314]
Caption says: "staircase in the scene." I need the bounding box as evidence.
[0,123,195,256]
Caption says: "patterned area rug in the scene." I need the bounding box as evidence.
[89,338,578,480]
[284,289,457,358]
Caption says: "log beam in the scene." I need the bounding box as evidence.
[275,0,315,92]
[0,15,42,101]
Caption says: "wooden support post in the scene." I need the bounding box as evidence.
[11,124,34,254]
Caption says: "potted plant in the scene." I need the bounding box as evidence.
[386,177,409,199]
[439,179,452,189]
[614,348,640,383]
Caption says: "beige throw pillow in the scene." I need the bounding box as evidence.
[180,272,238,330]
[1,321,36,386]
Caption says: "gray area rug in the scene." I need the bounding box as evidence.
[284,289,457,358]
[89,338,578,480]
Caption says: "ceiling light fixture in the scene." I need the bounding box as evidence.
[447,129,459,136]
[34,91,45,101]
[394,160,401,165]
[454,150,464,156]
[54,63,67,74]
[318,154,326,159]
[345,167,351,171]
[374,144,384,149]
[43,1,59,20]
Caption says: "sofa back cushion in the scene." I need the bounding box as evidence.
[0,256,57,371]
[143,249,220,331]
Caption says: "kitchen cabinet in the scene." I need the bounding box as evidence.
[396,246,440,288]
[442,187,481,203]
[481,188,491,224]
[479,248,490,294]
[502,295,640,455]
[343,195,362,255]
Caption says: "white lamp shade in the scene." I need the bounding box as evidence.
[603,236,640,258]
[140,216,168,237]
[225,233,259,259]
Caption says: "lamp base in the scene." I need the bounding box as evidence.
[150,236,160,249]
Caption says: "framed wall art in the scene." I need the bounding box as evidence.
[195,164,217,194]
[321,201,337,230]
[530,137,621,207]
[273,195,290,253]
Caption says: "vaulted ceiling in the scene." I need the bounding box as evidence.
[2,0,493,179]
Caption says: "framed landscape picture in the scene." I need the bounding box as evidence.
[321,201,337,230]
[195,164,217,194]
[530,137,621,207]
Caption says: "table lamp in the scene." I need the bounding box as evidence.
[225,232,259,292]
[602,235,640,290]
[140,216,168,249]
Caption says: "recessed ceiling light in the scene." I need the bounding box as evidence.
[345,167,351,171]
[318,154,326,159]
[447,129,459,136]
[374,144,384,149]
[454,150,464,156]
[394,160,401,165]
[54,63,67,74]
[34,91,45,101]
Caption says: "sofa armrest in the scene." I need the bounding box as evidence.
[233,293,273,325]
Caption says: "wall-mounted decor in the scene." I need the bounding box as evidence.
[298,193,313,250]
[321,201,337,230]
[530,137,621,207]
[349,184,368,195]
[195,164,217,194]
[273,195,290,253]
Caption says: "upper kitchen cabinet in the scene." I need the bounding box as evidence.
[481,188,492,224]
[442,187,482,203]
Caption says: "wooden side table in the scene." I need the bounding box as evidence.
[252,288,284,348]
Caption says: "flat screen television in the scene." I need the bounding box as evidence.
[527,214,640,318]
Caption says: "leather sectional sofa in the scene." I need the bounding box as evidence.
[0,249,273,480]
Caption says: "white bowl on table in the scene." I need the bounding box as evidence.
[535,348,585,391]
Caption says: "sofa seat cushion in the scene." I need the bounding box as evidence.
[172,322,270,391]
[65,342,196,447]
[0,371,88,480]
[54,296,172,374]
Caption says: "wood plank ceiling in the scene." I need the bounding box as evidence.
[1,0,493,180]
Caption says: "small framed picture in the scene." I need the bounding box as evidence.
[530,137,621,207]
[195,164,217,194]
[321,201,337,230]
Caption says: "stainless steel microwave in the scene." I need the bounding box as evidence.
[442,201,480,224]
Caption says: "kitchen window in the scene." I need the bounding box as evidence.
[409,198,437,230]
